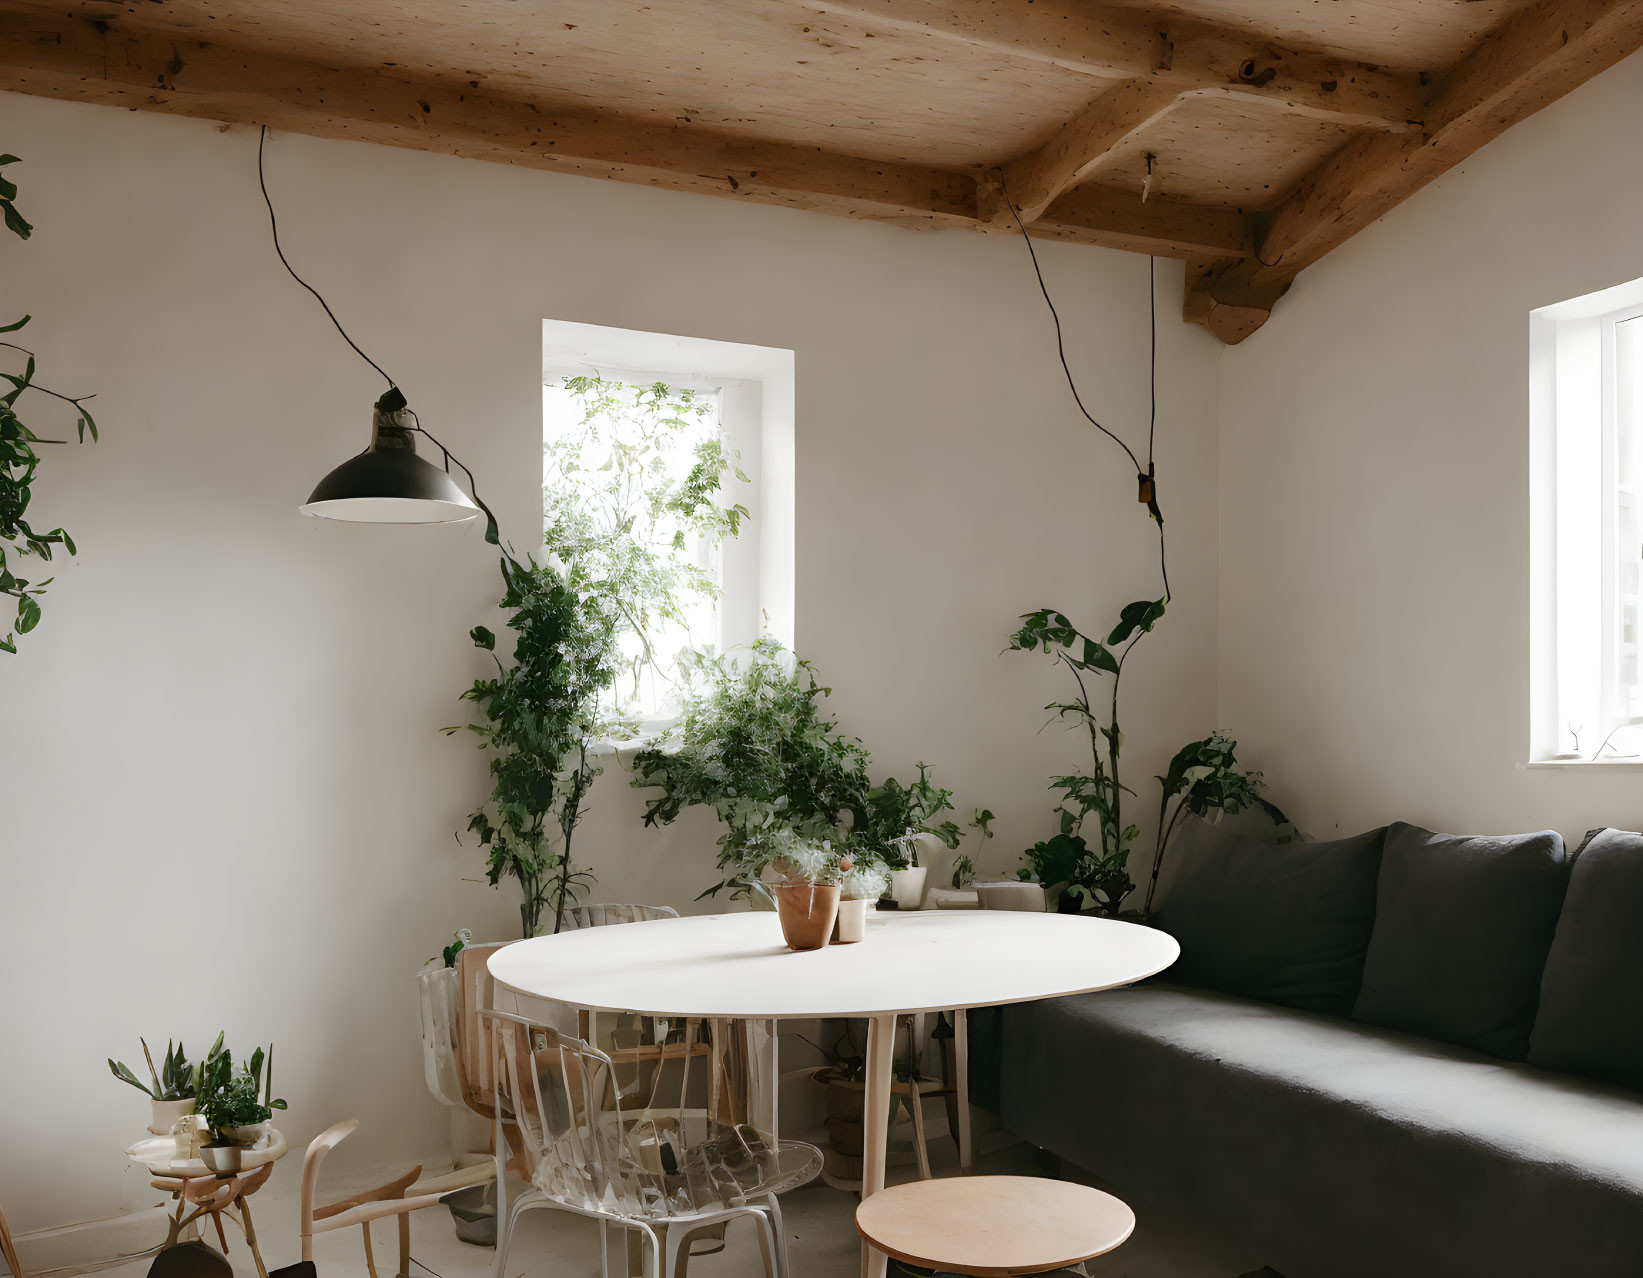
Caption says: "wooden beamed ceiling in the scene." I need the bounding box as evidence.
[1,0,1641,341]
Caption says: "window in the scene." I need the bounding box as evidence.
[1530,277,1643,760]
[542,319,794,737]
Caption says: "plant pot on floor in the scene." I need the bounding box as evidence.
[773,884,840,950]
[148,1097,196,1136]
[887,867,927,910]
[832,898,870,944]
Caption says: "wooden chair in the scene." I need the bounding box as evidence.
[1,1198,25,1278]
[298,1120,492,1278]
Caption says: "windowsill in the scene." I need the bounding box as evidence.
[1520,757,1643,768]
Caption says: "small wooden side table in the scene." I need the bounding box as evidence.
[127,1131,289,1278]
[854,1176,1135,1277]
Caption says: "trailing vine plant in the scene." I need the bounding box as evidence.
[1,154,100,653]
[1000,180,1284,917]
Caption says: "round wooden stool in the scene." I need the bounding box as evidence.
[855,1176,1135,1277]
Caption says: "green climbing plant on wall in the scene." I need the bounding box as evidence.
[1,153,100,653]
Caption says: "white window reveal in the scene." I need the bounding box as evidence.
[1530,276,1643,761]
[542,319,795,738]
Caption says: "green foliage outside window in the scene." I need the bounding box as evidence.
[456,375,747,935]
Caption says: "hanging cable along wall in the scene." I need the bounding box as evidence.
[996,173,1170,604]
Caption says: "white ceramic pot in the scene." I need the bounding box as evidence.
[832,897,870,943]
[974,880,1047,912]
[888,866,928,910]
[199,1144,244,1174]
[219,1120,270,1148]
[148,1097,196,1136]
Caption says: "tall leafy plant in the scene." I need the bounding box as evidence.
[457,379,747,934]
[1010,607,1283,916]
[1,153,99,652]
[453,557,620,938]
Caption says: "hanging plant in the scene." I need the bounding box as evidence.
[1,153,100,653]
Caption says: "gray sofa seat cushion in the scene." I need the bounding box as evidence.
[1152,820,1385,1015]
[1530,828,1643,1090]
[1001,984,1643,1278]
[1352,822,1568,1058]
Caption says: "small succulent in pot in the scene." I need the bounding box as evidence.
[196,1043,286,1148]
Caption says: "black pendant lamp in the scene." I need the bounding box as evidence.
[258,126,495,535]
[299,387,480,525]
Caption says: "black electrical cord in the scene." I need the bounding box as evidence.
[258,125,503,545]
[999,174,1170,602]
[257,126,397,391]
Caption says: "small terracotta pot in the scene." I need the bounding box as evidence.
[832,898,870,944]
[773,884,840,951]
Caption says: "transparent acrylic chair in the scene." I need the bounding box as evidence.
[483,1009,820,1278]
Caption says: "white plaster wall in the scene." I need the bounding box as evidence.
[0,91,1223,1230]
[1217,51,1643,844]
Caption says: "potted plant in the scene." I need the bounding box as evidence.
[196,1044,286,1162]
[833,856,889,944]
[632,639,872,899]
[739,832,842,951]
[108,1037,213,1135]
[855,766,963,911]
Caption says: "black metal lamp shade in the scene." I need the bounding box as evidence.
[300,395,479,525]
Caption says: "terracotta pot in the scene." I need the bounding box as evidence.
[773,884,840,951]
[832,897,870,944]
[148,1097,196,1136]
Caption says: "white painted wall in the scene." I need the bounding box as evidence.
[0,91,1223,1231]
[1217,51,1643,844]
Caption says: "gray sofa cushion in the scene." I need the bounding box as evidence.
[1530,828,1643,1090]
[1001,984,1643,1278]
[1152,820,1385,1015]
[1352,822,1567,1058]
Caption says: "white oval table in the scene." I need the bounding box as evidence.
[489,908,1178,1278]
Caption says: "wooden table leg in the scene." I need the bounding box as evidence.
[954,1008,975,1174]
[859,1013,895,1278]
[238,1197,270,1278]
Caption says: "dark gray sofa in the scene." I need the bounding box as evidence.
[986,822,1643,1278]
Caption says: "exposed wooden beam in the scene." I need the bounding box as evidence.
[792,0,1426,131]
[1187,0,1643,343]
[0,10,1251,266]
[987,79,1182,225]
[0,12,981,226]
[1036,186,1253,262]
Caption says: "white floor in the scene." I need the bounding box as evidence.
[91,1138,1261,1278]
